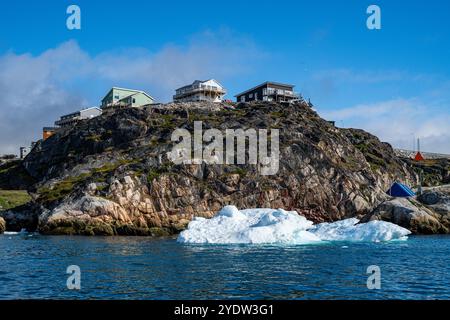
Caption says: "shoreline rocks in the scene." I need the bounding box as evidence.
[361,196,449,234]
[0,217,5,234]
[417,188,450,215]
[0,203,39,232]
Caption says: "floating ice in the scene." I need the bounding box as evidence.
[310,219,411,242]
[177,206,411,244]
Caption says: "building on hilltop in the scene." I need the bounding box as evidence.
[55,107,102,128]
[19,146,30,159]
[173,79,226,103]
[43,127,57,140]
[235,82,299,103]
[101,87,155,111]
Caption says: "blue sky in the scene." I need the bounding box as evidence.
[0,0,449,154]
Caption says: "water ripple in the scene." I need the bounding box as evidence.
[0,234,449,299]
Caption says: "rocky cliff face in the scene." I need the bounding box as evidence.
[2,101,422,235]
[361,195,449,234]
[403,158,450,186]
[0,217,5,233]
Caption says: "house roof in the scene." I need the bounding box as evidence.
[117,91,155,103]
[101,87,155,102]
[234,81,295,97]
[43,127,57,131]
[80,106,102,113]
[60,107,102,119]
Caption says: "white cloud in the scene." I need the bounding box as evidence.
[0,31,264,155]
[320,98,450,154]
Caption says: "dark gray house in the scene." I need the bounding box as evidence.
[235,81,299,103]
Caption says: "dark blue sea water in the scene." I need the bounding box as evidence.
[0,233,449,299]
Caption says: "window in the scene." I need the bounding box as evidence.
[114,95,120,100]
[249,93,253,98]
[132,98,136,103]
[240,96,245,102]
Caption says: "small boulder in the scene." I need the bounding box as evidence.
[417,189,450,215]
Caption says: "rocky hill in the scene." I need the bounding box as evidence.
[403,158,450,186]
[3,100,446,235]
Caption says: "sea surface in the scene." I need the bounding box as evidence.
[0,233,449,299]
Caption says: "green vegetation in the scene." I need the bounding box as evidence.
[86,129,114,143]
[36,159,142,204]
[0,190,32,210]
[0,161,17,175]
[229,108,247,117]
[366,153,385,169]
[408,158,449,186]
[341,155,361,171]
[149,227,171,237]
[353,140,390,173]
[0,160,35,189]
[146,163,174,184]
[147,169,162,183]
[93,163,120,174]
[149,137,159,147]
[270,111,284,118]
[93,159,139,175]
[190,112,233,125]
[369,163,381,172]
[42,220,115,236]
[231,167,247,176]
[37,173,90,204]
[157,114,180,129]
[355,142,369,153]
[86,134,102,142]
[189,113,212,122]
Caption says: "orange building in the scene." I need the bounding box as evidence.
[43,127,57,140]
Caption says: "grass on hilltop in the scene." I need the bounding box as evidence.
[0,190,32,210]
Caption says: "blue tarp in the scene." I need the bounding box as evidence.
[386,182,415,197]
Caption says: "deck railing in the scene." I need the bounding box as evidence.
[174,85,226,98]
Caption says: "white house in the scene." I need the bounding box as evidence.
[173,79,226,103]
[55,107,103,127]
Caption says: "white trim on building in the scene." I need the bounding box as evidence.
[173,79,226,103]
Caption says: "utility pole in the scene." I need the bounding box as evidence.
[418,169,423,196]
[417,137,423,195]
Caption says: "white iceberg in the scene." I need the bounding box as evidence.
[2,228,27,235]
[177,206,411,244]
[310,218,411,242]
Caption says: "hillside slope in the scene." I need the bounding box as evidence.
[3,101,421,235]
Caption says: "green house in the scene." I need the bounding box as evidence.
[101,87,155,109]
